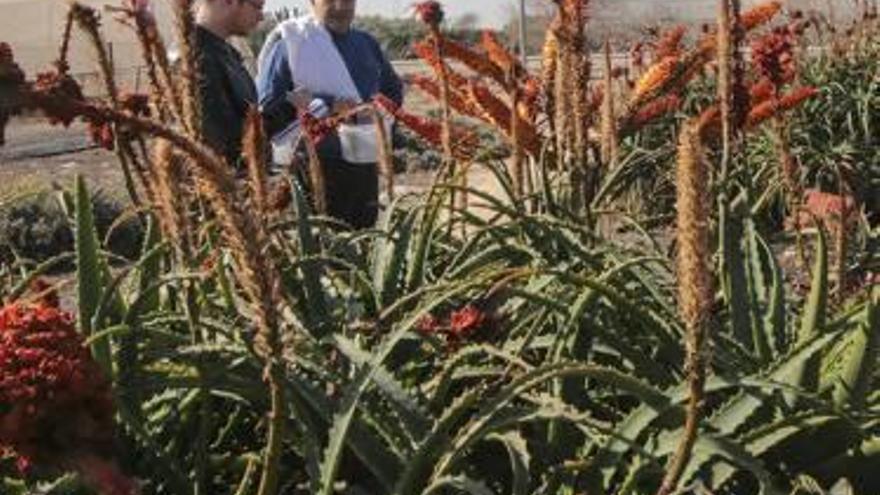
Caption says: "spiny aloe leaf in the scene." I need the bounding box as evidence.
[826,292,878,409]
[800,226,829,342]
[372,199,416,308]
[286,369,403,492]
[394,383,488,495]
[747,218,772,361]
[794,226,828,395]
[720,202,754,350]
[74,175,111,372]
[332,334,432,440]
[488,431,531,495]
[291,177,331,338]
[424,475,495,495]
[319,270,506,495]
[405,198,441,292]
[757,233,786,357]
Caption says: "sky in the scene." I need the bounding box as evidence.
[264,0,514,28]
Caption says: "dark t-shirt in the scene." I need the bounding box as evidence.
[195,26,257,166]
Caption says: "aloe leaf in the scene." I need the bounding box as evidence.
[747,218,772,362]
[332,334,432,440]
[318,271,504,495]
[372,202,416,308]
[405,198,441,291]
[74,175,111,372]
[137,214,162,313]
[830,292,878,409]
[799,226,828,342]
[291,178,331,338]
[794,226,828,394]
[424,475,495,495]
[757,234,786,357]
[720,202,755,352]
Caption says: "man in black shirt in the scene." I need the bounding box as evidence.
[194,0,264,165]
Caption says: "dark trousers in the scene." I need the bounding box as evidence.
[318,158,379,229]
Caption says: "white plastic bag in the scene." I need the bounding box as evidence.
[339,117,392,164]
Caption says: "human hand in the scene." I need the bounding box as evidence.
[287,87,313,112]
[331,98,358,115]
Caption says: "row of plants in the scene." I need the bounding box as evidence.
[0,0,876,494]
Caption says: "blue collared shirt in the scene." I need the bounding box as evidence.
[257,26,404,160]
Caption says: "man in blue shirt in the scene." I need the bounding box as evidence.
[257,0,403,229]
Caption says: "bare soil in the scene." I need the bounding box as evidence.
[1,119,127,196]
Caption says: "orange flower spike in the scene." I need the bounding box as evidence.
[481,30,522,76]
[439,37,506,87]
[631,94,681,127]
[655,25,688,59]
[632,56,678,102]
[746,86,818,128]
[373,94,477,160]
[518,77,541,122]
[412,40,470,88]
[695,1,783,58]
[749,78,776,104]
[408,74,482,118]
[468,82,541,156]
[741,1,783,30]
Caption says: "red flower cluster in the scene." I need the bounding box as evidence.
[481,31,521,76]
[89,121,115,150]
[31,69,86,127]
[449,305,486,337]
[300,112,336,144]
[119,91,150,117]
[0,301,115,473]
[787,188,858,233]
[416,304,489,347]
[413,1,444,27]
[751,26,797,86]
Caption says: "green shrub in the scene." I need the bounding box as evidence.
[0,188,144,268]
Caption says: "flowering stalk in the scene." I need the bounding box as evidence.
[509,69,524,197]
[373,94,476,161]
[541,19,560,143]
[372,107,395,202]
[301,123,328,215]
[243,107,268,216]
[600,39,618,167]
[173,0,201,139]
[656,121,713,495]
[70,3,144,207]
[17,64,286,495]
[415,2,457,228]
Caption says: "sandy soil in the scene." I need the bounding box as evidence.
[0,118,126,201]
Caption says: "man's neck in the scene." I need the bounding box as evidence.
[316,19,350,36]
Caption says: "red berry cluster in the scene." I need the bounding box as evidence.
[0,301,114,473]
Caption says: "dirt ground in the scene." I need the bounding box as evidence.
[0,118,127,201]
[0,116,504,207]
